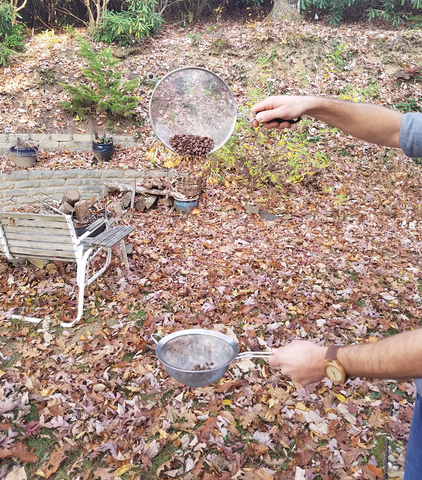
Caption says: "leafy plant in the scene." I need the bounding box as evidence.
[39,29,60,48]
[339,79,380,102]
[37,66,58,86]
[300,0,422,27]
[330,37,352,71]
[207,117,332,191]
[258,47,277,67]
[407,14,422,29]
[395,97,422,113]
[188,32,201,44]
[91,0,163,46]
[93,135,113,143]
[0,1,25,66]
[62,23,76,37]
[60,36,139,118]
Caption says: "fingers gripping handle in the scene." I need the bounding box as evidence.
[273,116,302,125]
[240,108,301,125]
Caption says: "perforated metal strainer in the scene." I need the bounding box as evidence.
[151,329,271,387]
[148,67,251,154]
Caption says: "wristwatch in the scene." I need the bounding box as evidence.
[324,345,347,383]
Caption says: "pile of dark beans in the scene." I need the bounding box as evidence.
[194,362,216,371]
[169,134,214,157]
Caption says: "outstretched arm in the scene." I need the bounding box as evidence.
[251,96,403,149]
[270,329,422,386]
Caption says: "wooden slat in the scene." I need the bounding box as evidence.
[8,246,76,261]
[5,238,74,250]
[0,253,76,263]
[0,212,67,221]
[2,225,70,238]
[85,226,135,248]
[5,231,73,244]
[0,219,71,230]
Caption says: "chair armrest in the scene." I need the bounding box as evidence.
[87,218,108,236]
[81,226,135,248]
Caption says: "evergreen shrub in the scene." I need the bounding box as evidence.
[60,36,139,118]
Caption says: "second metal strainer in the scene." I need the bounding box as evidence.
[151,329,271,387]
[148,67,243,154]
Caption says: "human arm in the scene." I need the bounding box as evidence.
[251,96,403,149]
[270,329,422,386]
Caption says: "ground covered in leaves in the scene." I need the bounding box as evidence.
[1,12,422,480]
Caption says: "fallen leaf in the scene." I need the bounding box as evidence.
[35,450,67,478]
[112,464,132,477]
[367,464,383,478]
[5,467,27,480]
[196,417,218,441]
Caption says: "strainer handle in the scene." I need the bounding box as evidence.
[238,108,302,125]
[147,73,160,84]
[237,109,255,124]
[237,351,272,360]
[151,334,163,345]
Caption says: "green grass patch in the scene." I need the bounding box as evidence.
[122,352,136,362]
[137,442,178,480]
[0,352,20,369]
[370,433,387,467]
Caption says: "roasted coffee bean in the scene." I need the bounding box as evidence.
[170,134,214,157]
[193,362,216,371]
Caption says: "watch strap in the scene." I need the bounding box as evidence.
[325,345,340,362]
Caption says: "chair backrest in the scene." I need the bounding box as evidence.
[0,212,78,262]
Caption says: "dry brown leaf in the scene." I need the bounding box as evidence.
[35,450,67,478]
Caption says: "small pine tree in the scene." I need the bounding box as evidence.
[61,36,139,118]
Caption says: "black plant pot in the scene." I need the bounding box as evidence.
[92,141,114,163]
[9,146,38,168]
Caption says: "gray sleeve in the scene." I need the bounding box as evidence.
[400,112,422,158]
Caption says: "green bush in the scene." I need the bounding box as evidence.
[92,0,164,46]
[395,98,422,113]
[60,36,139,118]
[0,1,25,66]
[301,0,422,27]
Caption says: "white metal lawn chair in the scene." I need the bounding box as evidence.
[0,211,134,328]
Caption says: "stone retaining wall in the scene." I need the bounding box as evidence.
[0,168,177,208]
[0,133,138,155]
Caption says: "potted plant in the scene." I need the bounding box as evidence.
[9,138,38,168]
[92,134,114,162]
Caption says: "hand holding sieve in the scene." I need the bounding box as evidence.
[247,109,302,126]
[147,67,302,155]
[151,329,272,388]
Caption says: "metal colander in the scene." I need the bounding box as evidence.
[151,329,271,387]
[147,66,302,155]
[148,67,250,154]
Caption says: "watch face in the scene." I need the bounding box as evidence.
[325,365,343,383]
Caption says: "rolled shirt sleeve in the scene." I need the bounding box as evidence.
[400,112,422,158]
